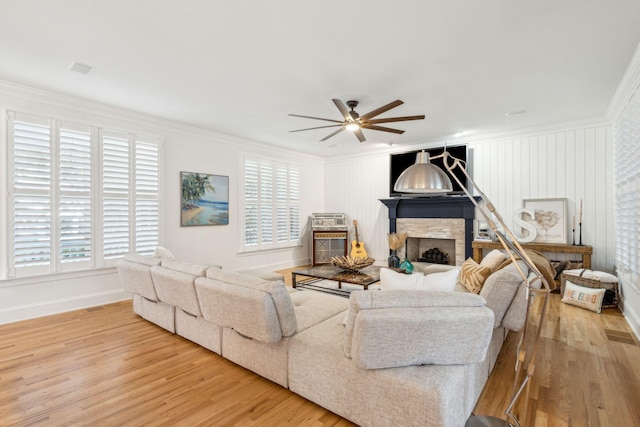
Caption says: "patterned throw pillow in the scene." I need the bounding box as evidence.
[459,258,492,294]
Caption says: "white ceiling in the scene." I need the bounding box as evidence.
[1,0,639,157]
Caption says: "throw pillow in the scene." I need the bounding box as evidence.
[153,246,175,259]
[480,249,506,272]
[379,268,423,290]
[422,267,460,292]
[561,280,606,313]
[458,258,491,294]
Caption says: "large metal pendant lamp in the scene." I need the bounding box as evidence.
[393,150,453,194]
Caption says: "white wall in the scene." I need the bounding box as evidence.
[325,121,615,272]
[0,81,324,324]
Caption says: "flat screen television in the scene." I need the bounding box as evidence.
[389,145,469,197]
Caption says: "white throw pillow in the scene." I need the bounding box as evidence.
[153,246,175,259]
[422,268,461,292]
[380,267,459,292]
[380,268,423,290]
[561,280,605,313]
[480,249,506,272]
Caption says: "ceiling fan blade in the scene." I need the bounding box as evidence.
[320,127,346,141]
[332,99,352,121]
[353,128,366,142]
[361,124,405,134]
[366,115,425,124]
[288,114,344,124]
[289,124,344,133]
[359,100,404,121]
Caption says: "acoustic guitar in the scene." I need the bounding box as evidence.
[350,220,368,258]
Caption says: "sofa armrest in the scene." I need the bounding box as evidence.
[344,290,494,369]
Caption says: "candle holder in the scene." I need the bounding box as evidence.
[572,227,576,245]
[578,222,583,246]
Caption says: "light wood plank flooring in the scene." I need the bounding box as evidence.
[0,268,638,426]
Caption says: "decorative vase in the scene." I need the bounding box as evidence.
[387,250,400,268]
[399,257,414,274]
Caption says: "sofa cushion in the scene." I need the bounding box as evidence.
[151,265,203,316]
[116,255,161,300]
[479,269,522,328]
[124,253,161,267]
[195,274,296,343]
[161,259,211,276]
[289,312,481,427]
[235,267,285,282]
[344,290,493,369]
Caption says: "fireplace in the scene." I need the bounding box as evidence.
[380,196,479,266]
[406,237,455,265]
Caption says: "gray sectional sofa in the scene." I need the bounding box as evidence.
[116,253,534,427]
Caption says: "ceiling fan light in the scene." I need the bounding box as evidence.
[345,122,360,131]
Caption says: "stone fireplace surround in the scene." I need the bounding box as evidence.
[380,196,480,266]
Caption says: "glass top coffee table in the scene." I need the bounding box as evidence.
[292,265,382,297]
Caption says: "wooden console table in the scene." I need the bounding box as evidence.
[472,240,592,269]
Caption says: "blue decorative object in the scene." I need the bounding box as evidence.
[399,257,414,274]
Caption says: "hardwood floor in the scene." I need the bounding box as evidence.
[0,269,638,426]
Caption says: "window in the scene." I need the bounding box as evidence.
[6,111,161,278]
[241,154,300,251]
[614,86,640,291]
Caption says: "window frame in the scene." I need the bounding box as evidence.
[239,153,301,253]
[4,110,163,279]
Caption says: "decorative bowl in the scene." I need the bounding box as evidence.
[330,255,375,272]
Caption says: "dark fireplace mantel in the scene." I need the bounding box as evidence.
[380,196,480,259]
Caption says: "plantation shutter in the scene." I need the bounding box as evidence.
[102,131,130,260]
[242,154,300,251]
[6,111,162,279]
[260,161,274,243]
[10,114,52,275]
[244,159,259,245]
[134,137,160,254]
[288,166,300,241]
[614,86,640,290]
[59,124,92,268]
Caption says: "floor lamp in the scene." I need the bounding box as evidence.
[394,150,551,427]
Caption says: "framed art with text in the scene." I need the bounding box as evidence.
[180,171,229,226]
[521,198,566,243]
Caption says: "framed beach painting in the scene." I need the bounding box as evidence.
[181,172,229,226]
[521,198,566,244]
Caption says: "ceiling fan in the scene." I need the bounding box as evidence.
[289,99,425,142]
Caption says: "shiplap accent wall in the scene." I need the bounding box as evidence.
[325,122,614,272]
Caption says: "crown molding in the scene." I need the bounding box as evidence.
[0,79,325,164]
[607,41,640,121]
[324,115,612,164]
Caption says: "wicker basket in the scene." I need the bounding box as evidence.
[560,270,619,309]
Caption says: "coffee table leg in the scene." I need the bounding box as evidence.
[292,273,297,289]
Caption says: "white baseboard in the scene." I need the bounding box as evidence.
[0,290,131,325]
[623,304,640,341]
